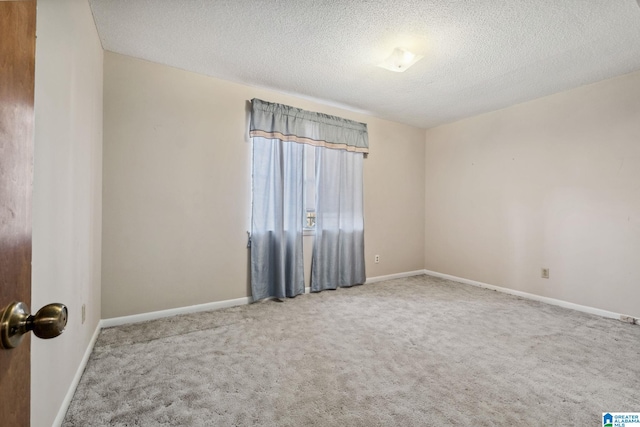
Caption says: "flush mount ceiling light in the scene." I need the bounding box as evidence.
[377,47,423,72]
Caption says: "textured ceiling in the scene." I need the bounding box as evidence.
[89,0,640,129]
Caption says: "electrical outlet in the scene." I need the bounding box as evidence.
[541,268,549,279]
[374,254,380,263]
[82,304,86,324]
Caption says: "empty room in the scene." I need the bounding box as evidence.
[1,0,640,426]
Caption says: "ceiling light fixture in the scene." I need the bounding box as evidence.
[377,47,423,72]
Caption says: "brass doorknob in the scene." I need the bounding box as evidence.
[0,302,68,349]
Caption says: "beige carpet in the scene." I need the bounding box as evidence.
[63,275,640,426]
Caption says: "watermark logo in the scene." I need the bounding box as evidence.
[603,413,640,427]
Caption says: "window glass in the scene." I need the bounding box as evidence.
[303,144,316,229]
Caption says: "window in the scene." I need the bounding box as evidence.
[249,98,368,300]
[303,144,316,232]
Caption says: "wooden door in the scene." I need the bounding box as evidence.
[0,1,37,425]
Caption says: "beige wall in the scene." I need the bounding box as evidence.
[32,0,103,426]
[424,70,640,318]
[102,52,425,318]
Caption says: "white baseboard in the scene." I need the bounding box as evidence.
[53,322,101,427]
[365,270,426,284]
[423,269,624,321]
[300,270,425,293]
[89,269,628,329]
[102,270,427,328]
[101,296,253,328]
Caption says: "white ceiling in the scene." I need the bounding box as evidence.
[89,0,640,129]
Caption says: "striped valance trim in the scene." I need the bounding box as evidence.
[249,130,369,153]
[250,98,369,154]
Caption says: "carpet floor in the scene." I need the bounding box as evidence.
[63,275,640,426]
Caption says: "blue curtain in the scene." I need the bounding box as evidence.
[250,99,368,300]
[250,137,305,300]
[311,146,366,291]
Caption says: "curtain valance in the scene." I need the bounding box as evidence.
[250,98,369,154]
